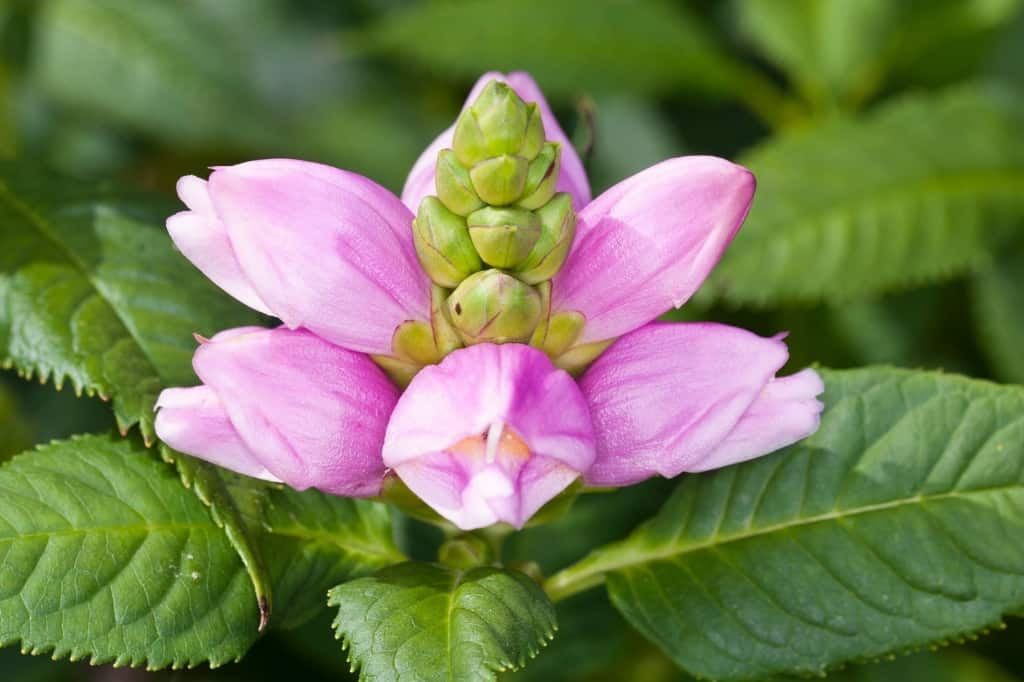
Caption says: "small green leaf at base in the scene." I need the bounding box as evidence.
[329,562,556,682]
[547,367,1024,680]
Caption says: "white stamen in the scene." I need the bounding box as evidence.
[485,420,504,463]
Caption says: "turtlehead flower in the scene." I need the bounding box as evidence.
[156,71,824,531]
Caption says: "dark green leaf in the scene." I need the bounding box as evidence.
[973,246,1024,383]
[0,434,259,668]
[0,381,30,461]
[547,367,1024,680]
[329,562,556,681]
[710,85,1024,305]
[0,162,264,440]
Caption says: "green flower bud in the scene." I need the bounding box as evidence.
[517,142,561,210]
[452,81,546,165]
[435,149,483,216]
[469,154,528,206]
[447,270,542,344]
[467,206,542,270]
[521,103,545,160]
[412,196,483,288]
[515,193,576,284]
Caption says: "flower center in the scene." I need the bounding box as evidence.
[449,421,531,464]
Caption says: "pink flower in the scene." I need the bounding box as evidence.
[156,71,824,530]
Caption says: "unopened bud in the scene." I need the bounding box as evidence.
[453,81,545,165]
[515,193,576,284]
[435,149,483,216]
[469,154,528,206]
[447,270,542,344]
[517,143,560,210]
[412,197,483,288]
[467,206,542,269]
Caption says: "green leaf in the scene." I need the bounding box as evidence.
[546,367,1024,680]
[256,483,405,630]
[0,433,259,668]
[162,447,405,632]
[329,562,556,681]
[734,0,1022,107]
[357,0,746,98]
[810,650,1020,682]
[0,162,264,440]
[973,246,1024,383]
[710,84,1024,306]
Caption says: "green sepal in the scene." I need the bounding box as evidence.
[554,339,614,376]
[467,206,542,269]
[470,154,529,205]
[538,311,586,358]
[369,353,421,388]
[518,142,561,210]
[412,196,483,288]
[438,533,495,570]
[517,192,577,284]
[447,269,543,344]
[435,149,484,216]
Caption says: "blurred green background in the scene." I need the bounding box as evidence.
[2,0,1024,680]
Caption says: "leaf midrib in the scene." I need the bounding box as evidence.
[545,480,1024,601]
[0,519,219,542]
[0,181,163,388]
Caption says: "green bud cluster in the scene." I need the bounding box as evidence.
[410,80,579,353]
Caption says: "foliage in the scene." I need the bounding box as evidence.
[2,0,1024,680]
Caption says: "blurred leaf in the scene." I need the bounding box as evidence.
[710,84,1024,306]
[29,0,434,189]
[973,245,1024,383]
[587,95,686,194]
[33,0,269,147]
[0,646,74,682]
[807,650,1019,682]
[330,562,556,681]
[0,434,259,668]
[506,479,674,575]
[0,162,265,441]
[358,0,749,98]
[735,0,1023,108]
[548,367,1024,680]
[0,382,30,462]
[508,591,638,682]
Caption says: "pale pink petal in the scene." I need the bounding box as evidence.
[694,369,824,472]
[189,326,398,497]
[552,156,756,345]
[166,176,272,315]
[155,386,280,482]
[400,71,591,212]
[207,159,430,355]
[383,343,594,529]
[580,322,821,486]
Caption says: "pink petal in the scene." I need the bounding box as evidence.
[552,156,756,345]
[580,322,822,486]
[187,326,398,497]
[166,176,272,315]
[400,71,592,213]
[155,385,280,483]
[206,159,430,355]
[383,343,594,529]
[695,368,824,472]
